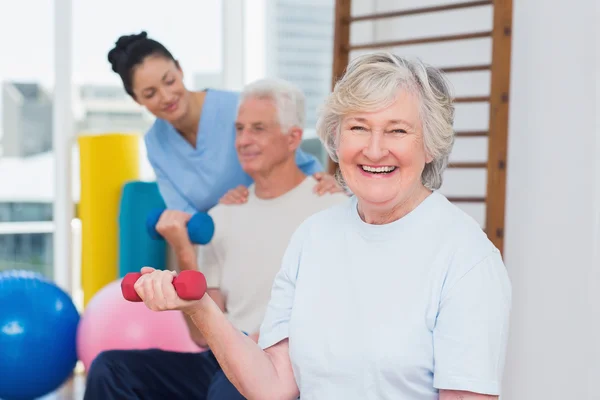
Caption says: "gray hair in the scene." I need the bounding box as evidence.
[239,78,306,132]
[316,52,455,190]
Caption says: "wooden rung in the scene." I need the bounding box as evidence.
[454,96,490,103]
[446,196,486,203]
[440,64,491,73]
[350,0,493,22]
[448,162,487,169]
[348,31,492,51]
[455,130,488,137]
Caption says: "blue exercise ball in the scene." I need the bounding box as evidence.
[0,270,80,400]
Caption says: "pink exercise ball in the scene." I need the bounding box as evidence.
[76,279,203,372]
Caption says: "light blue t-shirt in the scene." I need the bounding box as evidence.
[258,192,512,399]
[144,89,323,213]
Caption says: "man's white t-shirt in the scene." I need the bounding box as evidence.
[197,176,349,334]
[258,191,512,399]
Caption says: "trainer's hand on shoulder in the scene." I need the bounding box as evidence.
[134,267,199,314]
[219,185,249,204]
[156,210,191,242]
[313,172,345,196]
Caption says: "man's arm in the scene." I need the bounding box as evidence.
[160,212,197,271]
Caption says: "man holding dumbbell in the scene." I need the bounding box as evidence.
[83,78,349,400]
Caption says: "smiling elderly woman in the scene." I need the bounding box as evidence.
[133,52,512,400]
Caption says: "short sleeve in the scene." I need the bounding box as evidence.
[433,250,512,396]
[295,148,323,176]
[257,222,308,350]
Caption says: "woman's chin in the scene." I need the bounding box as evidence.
[355,193,400,212]
[161,104,187,123]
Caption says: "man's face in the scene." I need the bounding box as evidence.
[235,96,301,175]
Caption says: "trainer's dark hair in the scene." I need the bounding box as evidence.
[107,31,177,97]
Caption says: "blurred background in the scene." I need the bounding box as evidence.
[0,0,597,399]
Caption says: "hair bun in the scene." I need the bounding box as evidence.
[115,31,148,50]
[107,31,148,73]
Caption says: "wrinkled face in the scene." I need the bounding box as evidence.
[337,90,432,211]
[131,55,190,122]
[235,97,302,175]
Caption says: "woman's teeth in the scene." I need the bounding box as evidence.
[361,165,397,174]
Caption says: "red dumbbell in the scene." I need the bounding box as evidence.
[121,270,207,302]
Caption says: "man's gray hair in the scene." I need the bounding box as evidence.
[240,78,306,132]
[316,52,455,190]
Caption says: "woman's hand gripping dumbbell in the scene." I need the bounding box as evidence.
[121,267,207,309]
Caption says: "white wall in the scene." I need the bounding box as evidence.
[502,0,598,398]
[596,0,600,279]
[596,0,600,299]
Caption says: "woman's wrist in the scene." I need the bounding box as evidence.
[183,294,212,318]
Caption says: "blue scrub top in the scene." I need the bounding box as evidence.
[144,89,323,213]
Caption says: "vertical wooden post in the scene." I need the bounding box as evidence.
[328,0,351,175]
[485,0,513,254]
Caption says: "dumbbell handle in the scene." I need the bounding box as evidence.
[121,270,207,302]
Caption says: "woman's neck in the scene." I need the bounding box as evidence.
[172,91,206,147]
[358,185,432,225]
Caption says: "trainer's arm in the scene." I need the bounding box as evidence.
[186,296,299,400]
[149,158,198,270]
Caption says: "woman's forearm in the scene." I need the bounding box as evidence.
[187,296,295,400]
[182,289,225,348]
[183,313,208,347]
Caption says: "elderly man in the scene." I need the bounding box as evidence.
[83,78,349,400]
